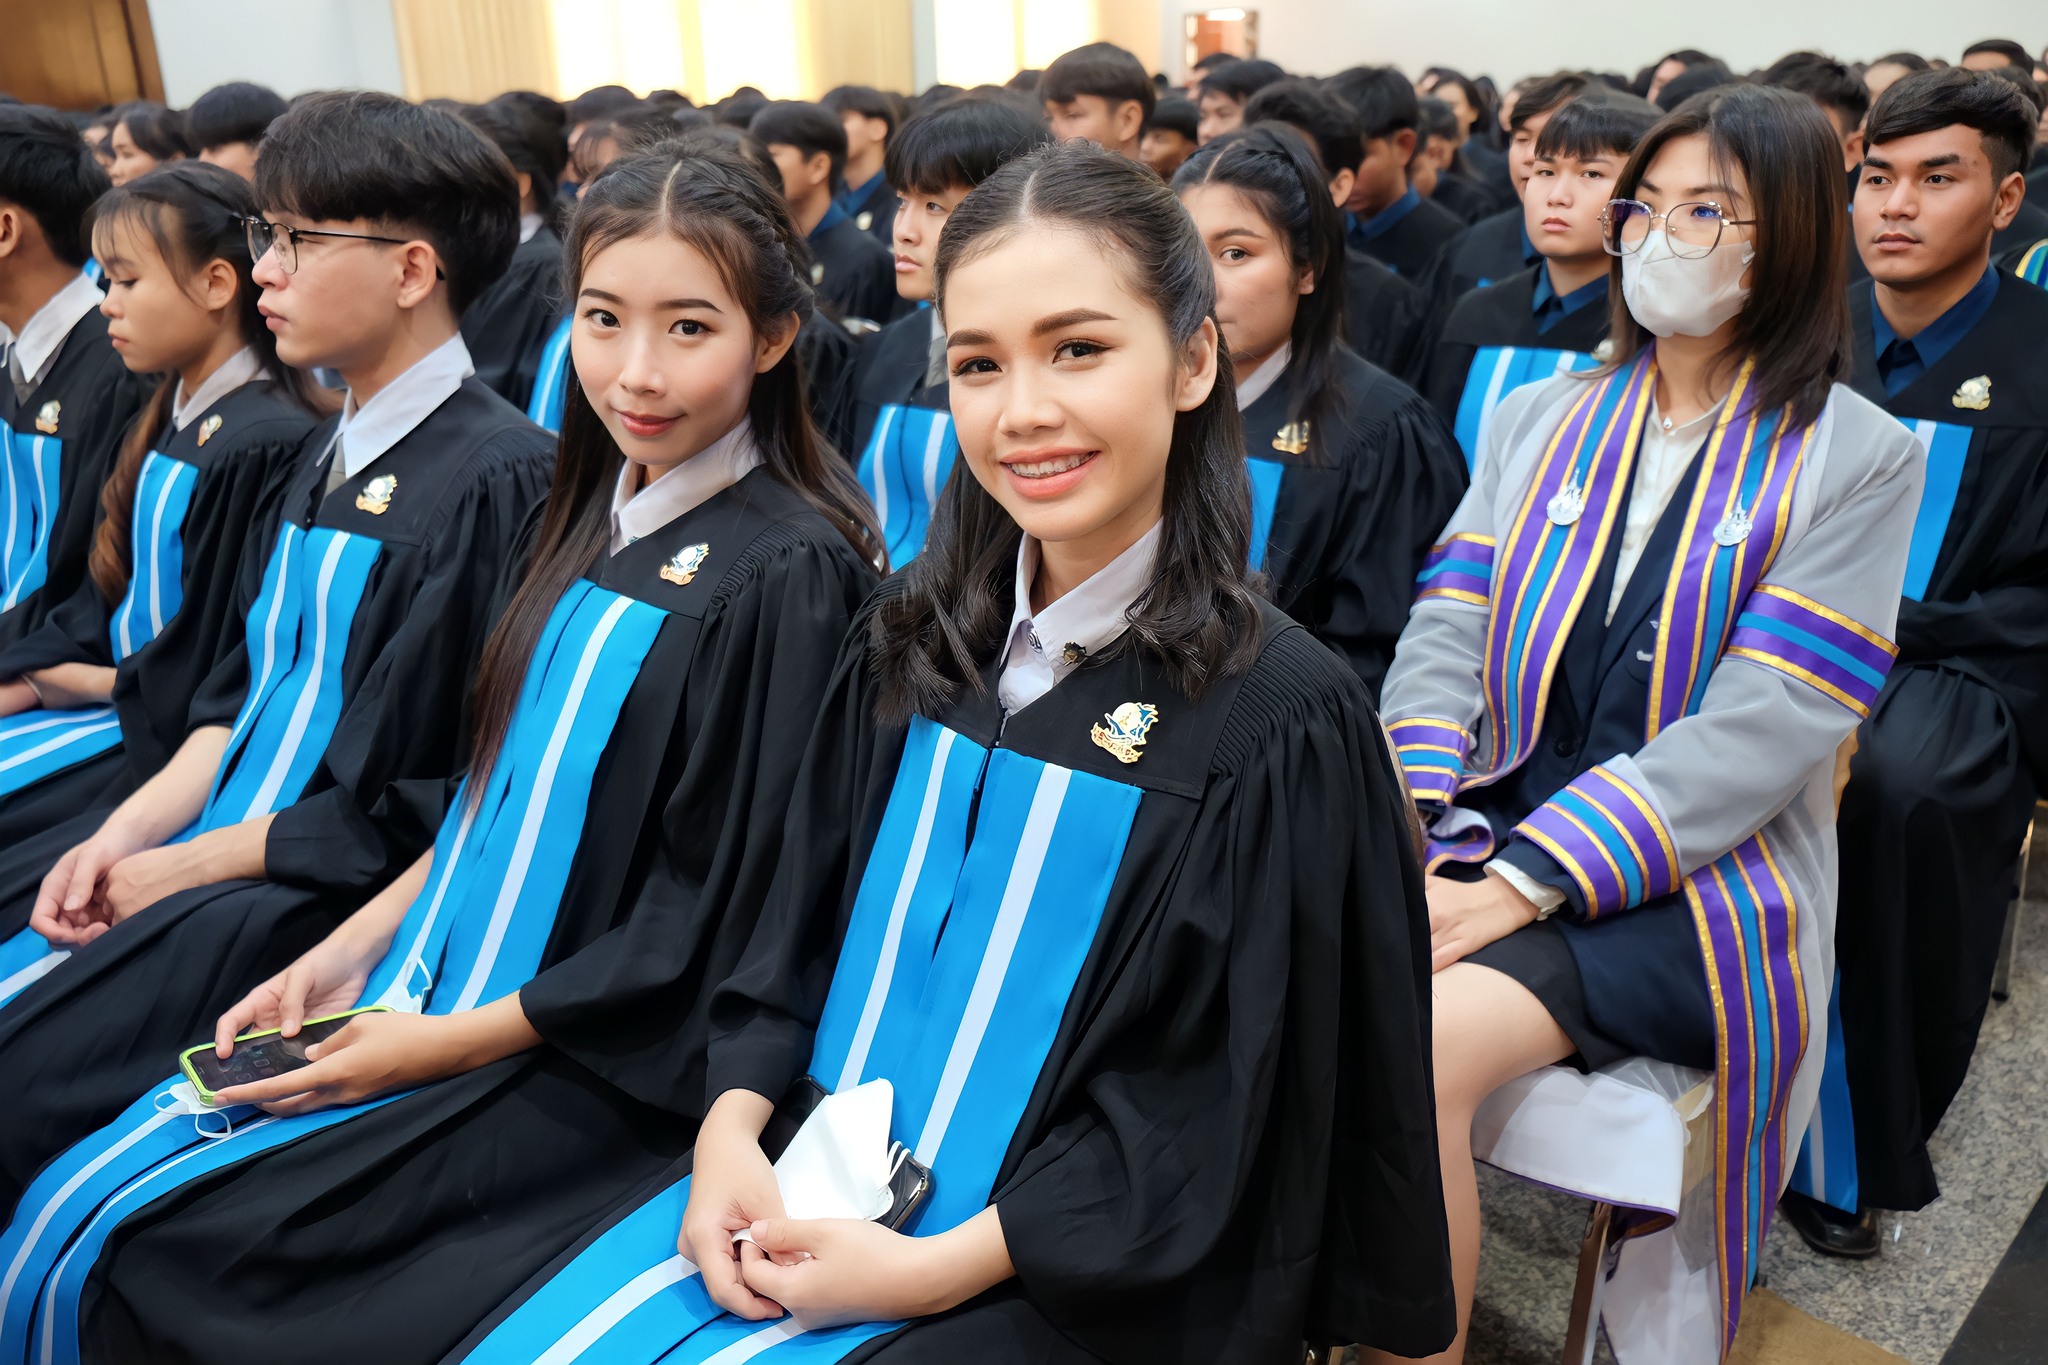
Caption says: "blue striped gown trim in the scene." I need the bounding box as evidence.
[2,584,666,1363]
[109,451,199,661]
[1246,456,1284,572]
[856,404,957,567]
[1788,970,1860,1214]
[1897,418,1971,603]
[196,526,382,833]
[475,719,1146,1365]
[0,431,63,611]
[0,931,67,1009]
[1452,345,1599,471]
[528,316,575,432]
[0,708,122,800]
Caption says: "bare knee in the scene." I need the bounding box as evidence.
[1429,961,1575,1123]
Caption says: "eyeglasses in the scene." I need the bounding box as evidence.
[242,216,414,274]
[1600,199,1759,258]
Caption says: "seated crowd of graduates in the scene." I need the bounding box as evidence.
[0,25,2041,1365]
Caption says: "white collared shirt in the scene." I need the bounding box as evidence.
[171,346,263,432]
[519,212,545,245]
[1606,395,1724,621]
[5,272,105,390]
[997,519,1162,715]
[608,417,764,554]
[328,334,476,479]
[1234,341,1293,410]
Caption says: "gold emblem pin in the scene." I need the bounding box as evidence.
[197,414,223,446]
[855,210,873,232]
[34,401,59,435]
[810,262,826,286]
[355,473,396,514]
[660,542,711,586]
[1952,375,1991,411]
[1593,339,1616,363]
[1271,420,1310,456]
[1091,701,1158,765]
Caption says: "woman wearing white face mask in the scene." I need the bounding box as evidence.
[1369,85,1926,1365]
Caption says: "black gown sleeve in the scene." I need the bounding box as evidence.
[796,314,860,460]
[262,434,553,894]
[989,633,1454,1361]
[521,528,876,1115]
[0,560,117,677]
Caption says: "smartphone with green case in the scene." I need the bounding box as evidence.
[177,1006,392,1106]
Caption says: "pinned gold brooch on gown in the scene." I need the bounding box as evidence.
[1271,421,1310,456]
[197,414,223,447]
[1952,375,1991,411]
[34,401,59,434]
[660,542,711,586]
[855,211,873,232]
[1091,702,1158,765]
[355,474,397,514]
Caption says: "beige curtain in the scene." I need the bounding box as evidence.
[795,0,914,95]
[388,0,557,102]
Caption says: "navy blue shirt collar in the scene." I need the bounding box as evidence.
[809,200,851,242]
[835,169,884,213]
[1531,263,1608,334]
[1348,186,1421,245]
[1871,265,1998,398]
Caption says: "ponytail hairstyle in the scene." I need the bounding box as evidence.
[870,139,1262,726]
[1172,122,1349,439]
[86,161,326,602]
[466,144,884,789]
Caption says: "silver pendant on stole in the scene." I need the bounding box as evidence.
[1545,474,1585,527]
[1712,505,1753,547]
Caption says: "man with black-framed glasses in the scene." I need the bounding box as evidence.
[1783,65,2048,1261]
[0,92,556,1241]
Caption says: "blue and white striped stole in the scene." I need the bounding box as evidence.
[0,424,63,612]
[528,316,574,433]
[858,404,957,567]
[0,582,667,1365]
[1453,345,1601,472]
[1893,416,1971,603]
[459,715,1146,1365]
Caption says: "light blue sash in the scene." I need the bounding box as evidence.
[461,715,1145,1364]
[1452,345,1600,471]
[0,581,666,1364]
[528,317,574,433]
[0,427,63,612]
[858,404,958,567]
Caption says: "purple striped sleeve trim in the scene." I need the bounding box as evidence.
[1513,764,1678,919]
[1417,534,1496,603]
[1389,717,1470,804]
[1725,586,1897,718]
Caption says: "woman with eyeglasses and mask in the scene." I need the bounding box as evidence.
[1369,84,1926,1365]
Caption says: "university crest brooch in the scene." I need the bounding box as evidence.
[660,542,711,586]
[1090,701,1158,765]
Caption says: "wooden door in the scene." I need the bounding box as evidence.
[0,0,163,111]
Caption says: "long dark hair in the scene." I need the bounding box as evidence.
[1605,84,1849,426]
[869,139,1263,725]
[86,161,326,602]
[1172,122,1348,439]
[467,145,883,788]
[113,102,193,162]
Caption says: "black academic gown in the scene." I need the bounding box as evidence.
[1992,198,2048,276]
[460,593,1455,1364]
[1419,266,1611,429]
[797,309,861,458]
[1343,249,1432,381]
[1463,453,1722,1072]
[842,172,900,247]
[847,305,941,468]
[0,379,552,1222]
[1241,348,1467,698]
[460,224,564,413]
[74,474,877,1365]
[1350,192,1464,280]
[1418,206,1535,323]
[1429,170,1496,225]
[811,215,898,327]
[0,380,315,848]
[0,310,152,652]
[1831,274,2048,1211]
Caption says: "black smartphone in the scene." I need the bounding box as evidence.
[776,1076,934,1232]
[177,1006,389,1103]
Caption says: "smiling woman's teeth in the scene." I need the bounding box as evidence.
[1009,452,1091,478]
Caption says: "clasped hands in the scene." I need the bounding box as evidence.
[27,823,216,946]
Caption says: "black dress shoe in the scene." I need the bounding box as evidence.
[1780,1190,1880,1258]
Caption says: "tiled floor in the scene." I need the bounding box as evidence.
[1465,856,2048,1365]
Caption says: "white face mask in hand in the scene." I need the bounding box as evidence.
[1621,229,1754,338]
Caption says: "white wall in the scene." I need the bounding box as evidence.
[1156,1,2046,85]
[147,0,406,106]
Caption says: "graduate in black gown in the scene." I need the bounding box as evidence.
[0,165,322,860]
[1414,97,1496,225]
[847,98,1049,566]
[1780,69,2048,1256]
[450,138,1452,1365]
[1421,98,1657,467]
[752,101,898,328]
[0,105,153,655]
[1243,78,1432,379]
[458,99,569,413]
[822,85,901,246]
[22,146,887,1365]
[0,93,553,1220]
[1421,73,1591,319]
[1327,67,1464,279]
[1176,124,1464,696]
